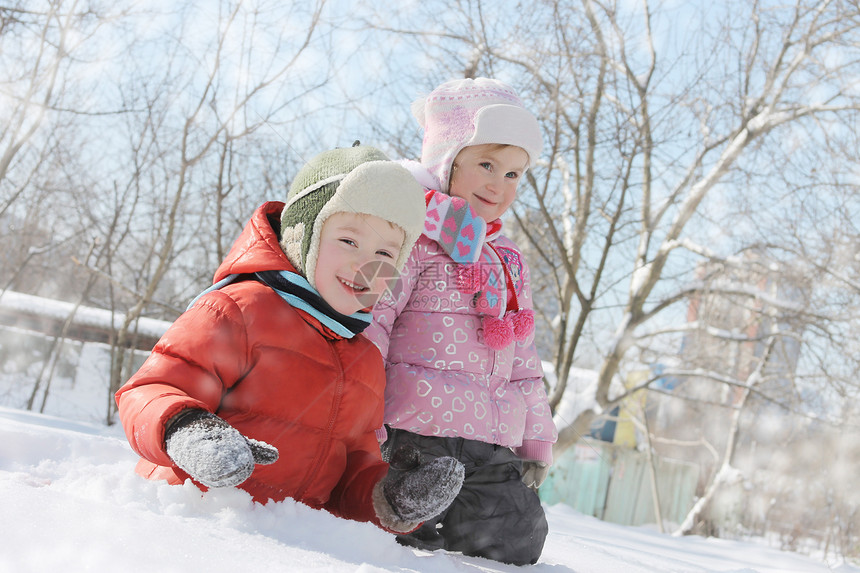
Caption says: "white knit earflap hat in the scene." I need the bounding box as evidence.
[280,144,426,289]
[412,77,543,193]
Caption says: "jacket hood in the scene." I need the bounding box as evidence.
[213,201,294,283]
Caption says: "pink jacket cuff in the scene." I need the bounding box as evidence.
[515,439,554,465]
[375,426,388,444]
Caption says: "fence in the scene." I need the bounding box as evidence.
[0,290,170,424]
[540,437,700,528]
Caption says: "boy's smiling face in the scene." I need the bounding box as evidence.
[314,211,405,315]
[448,144,529,222]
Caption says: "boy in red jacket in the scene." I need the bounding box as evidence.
[116,145,464,534]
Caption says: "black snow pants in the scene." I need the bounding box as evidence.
[382,428,548,566]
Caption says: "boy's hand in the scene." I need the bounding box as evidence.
[380,446,464,522]
[522,460,549,490]
[165,410,278,488]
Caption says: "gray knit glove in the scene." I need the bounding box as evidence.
[380,446,464,522]
[522,460,549,490]
[165,410,278,488]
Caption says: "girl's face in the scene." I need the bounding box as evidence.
[448,144,529,222]
[314,211,404,315]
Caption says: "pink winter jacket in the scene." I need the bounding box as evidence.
[366,226,557,465]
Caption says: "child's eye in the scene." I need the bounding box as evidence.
[505,171,519,179]
[376,250,394,259]
[339,238,357,247]
[480,162,492,171]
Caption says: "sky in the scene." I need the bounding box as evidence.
[1,404,855,573]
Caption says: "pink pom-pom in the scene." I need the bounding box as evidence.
[483,315,514,350]
[456,265,482,293]
[510,309,535,341]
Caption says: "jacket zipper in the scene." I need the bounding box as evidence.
[295,339,344,500]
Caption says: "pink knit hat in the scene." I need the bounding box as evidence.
[412,77,543,193]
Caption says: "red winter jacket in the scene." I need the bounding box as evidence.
[116,201,390,527]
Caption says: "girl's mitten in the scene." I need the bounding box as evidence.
[521,460,549,489]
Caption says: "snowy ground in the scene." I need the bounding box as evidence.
[0,406,855,573]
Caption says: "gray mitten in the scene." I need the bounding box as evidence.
[380,446,464,522]
[165,410,278,488]
[522,460,549,489]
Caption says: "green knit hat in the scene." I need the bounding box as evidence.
[280,145,426,289]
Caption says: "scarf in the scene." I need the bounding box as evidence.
[423,189,489,264]
[422,189,534,350]
[188,270,371,338]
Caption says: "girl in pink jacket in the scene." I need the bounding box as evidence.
[365,77,558,565]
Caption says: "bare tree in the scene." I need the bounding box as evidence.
[543,0,860,457]
[90,1,335,422]
[356,0,860,551]
[0,1,129,295]
[673,336,777,535]
[356,0,860,448]
[1,0,392,425]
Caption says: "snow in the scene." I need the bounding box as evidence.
[1,405,855,573]
[0,290,172,339]
[0,295,855,572]
[548,364,601,426]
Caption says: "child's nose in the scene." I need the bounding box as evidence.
[352,252,371,271]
